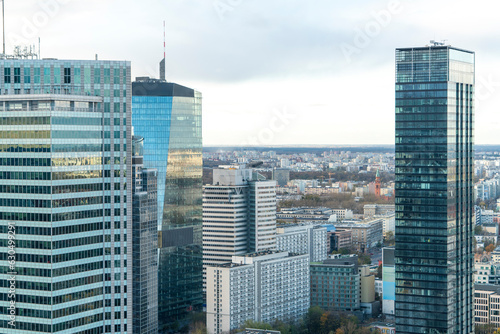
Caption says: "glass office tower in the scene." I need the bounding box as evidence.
[132,136,158,334]
[0,59,132,333]
[395,44,474,333]
[132,78,202,332]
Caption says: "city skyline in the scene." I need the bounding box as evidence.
[2,0,500,146]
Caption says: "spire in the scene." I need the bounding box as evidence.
[376,169,380,178]
[159,20,166,81]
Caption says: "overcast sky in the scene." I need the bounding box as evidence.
[4,0,500,146]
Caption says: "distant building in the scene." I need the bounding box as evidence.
[492,246,500,263]
[375,212,395,235]
[375,170,381,197]
[206,251,310,334]
[305,186,340,196]
[474,284,500,328]
[329,229,353,252]
[272,168,290,187]
[245,329,281,334]
[382,247,395,316]
[369,323,395,334]
[310,257,360,311]
[332,218,384,252]
[277,207,332,222]
[359,265,380,318]
[474,261,500,285]
[280,158,291,168]
[276,224,327,262]
[364,204,395,218]
[375,279,383,296]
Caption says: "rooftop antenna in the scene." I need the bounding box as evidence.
[159,20,166,81]
[2,0,5,56]
[38,37,40,59]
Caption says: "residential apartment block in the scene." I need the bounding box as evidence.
[206,251,310,334]
[276,224,327,262]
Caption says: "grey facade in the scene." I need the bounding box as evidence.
[395,44,475,333]
[0,58,132,333]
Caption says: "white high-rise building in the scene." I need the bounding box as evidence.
[206,251,310,334]
[203,167,277,290]
[276,224,327,262]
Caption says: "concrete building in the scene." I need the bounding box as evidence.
[474,261,500,285]
[474,284,500,328]
[206,251,310,334]
[364,204,395,218]
[203,167,277,290]
[375,212,395,235]
[492,246,500,263]
[332,218,384,252]
[276,224,327,262]
[310,257,360,312]
[328,229,353,253]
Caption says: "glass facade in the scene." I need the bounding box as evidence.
[0,59,132,333]
[132,136,158,334]
[132,80,202,332]
[395,46,474,333]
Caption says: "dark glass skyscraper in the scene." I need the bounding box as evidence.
[132,136,158,334]
[395,44,474,333]
[132,78,202,332]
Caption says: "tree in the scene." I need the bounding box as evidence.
[357,253,371,265]
[486,243,496,253]
[376,264,382,279]
[475,225,483,235]
[241,320,273,331]
[305,306,325,334]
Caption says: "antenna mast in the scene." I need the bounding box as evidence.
[159,20,166,81]
[2,0,5,56]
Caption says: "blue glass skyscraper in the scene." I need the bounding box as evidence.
[395,44,474,333]
[132,77,202,332]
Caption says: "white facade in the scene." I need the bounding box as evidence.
[276,225,327,262]
[374,212,395,235]
[375,279,383,295]
[203,168,276,291]
[207,252,310,334]
[249,181,277,252]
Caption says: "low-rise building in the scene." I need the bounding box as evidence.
[364,204,395,218]
[382,247,395,316]
[474,284,500,328]
[310,257,360,311]
[375,212,395,235]
[331,218,384,252]
[474,262,500,285]
[206,251,310,334]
